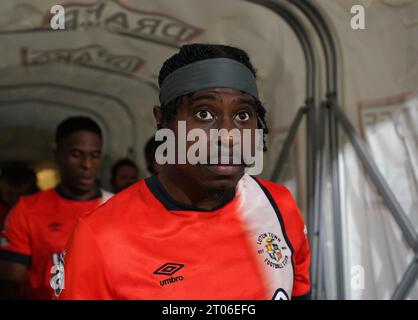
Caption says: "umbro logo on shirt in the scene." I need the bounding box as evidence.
[47,222,63,232]
[154,262,185,287]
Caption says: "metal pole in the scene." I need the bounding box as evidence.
[244,0,316,99]
[270,106,308,181]
[310,102,326,299]
[289,0,338,93]
[289,0,343,299]
[243,0,322,297]
[392,253,418,300]
[289,0,418,300]
[328,100,345,300]
[333,104,418,252]
[306,100,316,240]
[255,0,418,300]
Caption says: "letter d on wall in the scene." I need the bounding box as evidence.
[50,5,66,30]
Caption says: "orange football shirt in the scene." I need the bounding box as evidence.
[59,175,310,300]
[0,187,111,299]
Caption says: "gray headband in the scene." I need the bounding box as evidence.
[159,58,259,107]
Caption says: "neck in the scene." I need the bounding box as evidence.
[57,183,100,201]
[157,168,233,211]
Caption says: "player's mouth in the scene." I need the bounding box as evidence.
[204,164,243,176]
[204,155,244,176]
[78,176,95,186]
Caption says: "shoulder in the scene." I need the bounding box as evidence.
[252,177,300,216]
[253,177,306,240]
[252,177,294,198]
[80,180,147,228]
[72,180,149,252]
[21,188,57,205]
[9,188,57,216]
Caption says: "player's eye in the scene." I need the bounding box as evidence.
[91,152,101,159]
[235,111,251,122]
[195,109,214,121]
[70,150,82,158]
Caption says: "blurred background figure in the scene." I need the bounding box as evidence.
[110,158,139,193]
[144,136,163,176]
[0,162,38,230]
[0,116,112,299]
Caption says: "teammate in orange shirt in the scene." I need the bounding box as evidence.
[59,44,311,300]
[0,162,38,230]
[0,116,112,299]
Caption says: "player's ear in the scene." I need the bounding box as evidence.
[153,105,163,129]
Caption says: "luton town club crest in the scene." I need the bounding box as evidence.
[257,232,290,269]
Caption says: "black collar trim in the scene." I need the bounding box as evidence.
[145,175,235,212]
[55,184,102,201]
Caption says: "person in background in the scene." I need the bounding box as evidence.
[0,162,38,230]
[110,158,139,193]
[0,116,112,299]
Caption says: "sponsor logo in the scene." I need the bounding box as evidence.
[47,222,63,232]
[154,262,185,287]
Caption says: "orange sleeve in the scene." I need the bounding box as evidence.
[0,199,32,266]
[280,187,311,298]
[291,222,311,298]
[58,219,113,300]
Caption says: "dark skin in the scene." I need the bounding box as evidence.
[146,154,163,175]
[154,88,258,210]
[0,130,102,299]
[55,130,102,201]
[112,165,139,193]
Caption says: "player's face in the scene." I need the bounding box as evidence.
[113,165,138,193]
[167,87,258,191]
[56,130,102,194]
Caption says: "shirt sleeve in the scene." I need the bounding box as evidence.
[0,199,32,266]
[291,222,311,298]
[58,218,113,300]
[281,188,311,298]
